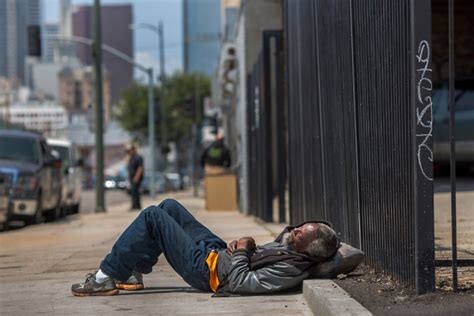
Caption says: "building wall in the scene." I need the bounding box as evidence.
[72,5,133,104]
[228,0,282,214]
[58,67,111,122]
[0,0,40,84]
[183,0,221,75]
[244,1,282,74]
[42,23,59,63]
[0,1,7,78]
[32,63,63,99]
[0,103,68,137]
[221,0,240,42]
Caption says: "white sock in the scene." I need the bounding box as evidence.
[95,269,110,283]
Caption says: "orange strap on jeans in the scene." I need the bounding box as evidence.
[205,250,220,292]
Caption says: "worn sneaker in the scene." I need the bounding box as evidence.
[115,271,144,291]
[71,272,119,296]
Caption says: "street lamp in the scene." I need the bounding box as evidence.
[130,22,167,167]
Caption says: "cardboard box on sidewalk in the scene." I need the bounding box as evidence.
[204,166,237,211]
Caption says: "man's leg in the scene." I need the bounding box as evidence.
[99,203,216,291]
[159,199,226,247]
[133,199,227,274]
[131,182,141,209]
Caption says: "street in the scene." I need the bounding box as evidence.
[0,190,312,315]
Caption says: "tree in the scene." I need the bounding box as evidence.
[116,82,152,141]
[116,72,211,161]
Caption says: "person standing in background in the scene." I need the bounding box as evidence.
[200,134,231,169]
[126,144,144,211]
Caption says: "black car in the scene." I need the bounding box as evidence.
[0,130,63,225]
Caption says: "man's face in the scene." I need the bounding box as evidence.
[290,223,319,253]
[127,148,135,157]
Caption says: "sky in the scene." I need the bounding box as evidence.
[42,0,183,81]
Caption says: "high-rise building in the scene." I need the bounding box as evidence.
[72,5,133,104]
[0,0,41,85]
[59,0,72,36]
[183,0,221,76]
[42,23,59,63]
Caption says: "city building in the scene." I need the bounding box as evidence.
[58,65,112,122]
[42,23,59,63]
[0,0,41,85]
[183,0,221,76]
[72,4,133,104]
[215,0,282,215]
[31,62,66,100]
[0,77,14,106]
[0,102,68,137]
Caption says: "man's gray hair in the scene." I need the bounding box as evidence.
[306,224,339,258]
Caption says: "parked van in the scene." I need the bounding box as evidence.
[47,139,82,215]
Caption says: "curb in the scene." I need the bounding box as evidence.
[303,279,372,316]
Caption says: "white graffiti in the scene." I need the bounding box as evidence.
[415,40,433,181]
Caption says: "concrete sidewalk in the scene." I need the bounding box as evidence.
[0,191,312,315]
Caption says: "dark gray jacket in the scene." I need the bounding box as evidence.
[215,221,338,295]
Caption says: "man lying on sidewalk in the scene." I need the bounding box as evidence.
[71,199,340,296]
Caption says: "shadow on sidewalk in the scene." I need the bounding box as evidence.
[118,286,303,297]
[118,286,204,295]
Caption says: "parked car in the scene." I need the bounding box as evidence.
[0,130,63,224]
[47,138,82,215]
[104,175,129,190]
[0,173,11,230]
[433,79,474,169]
[166,172,184,191]
[127,173,166,195]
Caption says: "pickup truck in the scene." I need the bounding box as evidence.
[0,130,63,225]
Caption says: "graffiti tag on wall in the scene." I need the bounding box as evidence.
[416,40,433,181]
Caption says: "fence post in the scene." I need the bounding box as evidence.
[411,0,435,294]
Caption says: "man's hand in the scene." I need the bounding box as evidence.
[226,240,238,255]
[236,237,256,251]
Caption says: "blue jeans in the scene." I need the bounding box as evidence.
[100,199,227,291]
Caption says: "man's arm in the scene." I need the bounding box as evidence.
[133,165,143,184]
[223,237,309,294]
[133,156,144,183]
[225,249,309,294]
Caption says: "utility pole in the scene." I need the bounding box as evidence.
[93,0,105,213]
[158,22,167,167]
[148,67,156,197]
[192,76,200,197]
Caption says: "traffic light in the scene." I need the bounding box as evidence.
[27,25,42,57]
[154,97,161,124]
[183,98,195,118]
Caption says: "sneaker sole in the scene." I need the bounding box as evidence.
[72,289,119,297]
[116,283,144,291]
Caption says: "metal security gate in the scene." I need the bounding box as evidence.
[247,31,286,223]
[284,0,435,293]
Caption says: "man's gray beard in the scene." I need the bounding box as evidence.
[281,232,294,248]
